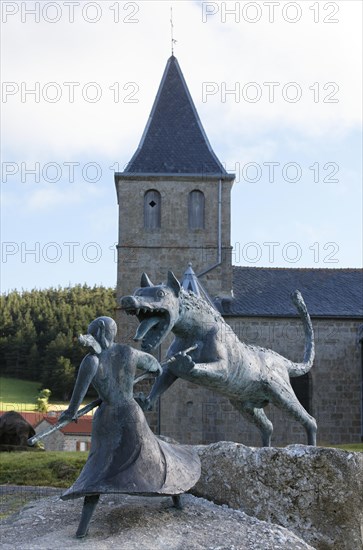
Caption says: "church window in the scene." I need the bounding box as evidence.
[144,190,161,229]
[188,190,205,230]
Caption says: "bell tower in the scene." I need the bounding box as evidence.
[115,55,235,336]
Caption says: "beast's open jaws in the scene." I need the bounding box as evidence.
[122,302,171,352]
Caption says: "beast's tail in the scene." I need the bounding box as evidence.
[288,290,315,377]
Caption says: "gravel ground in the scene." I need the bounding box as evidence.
[0,488,316,550]
[0,486,63,519]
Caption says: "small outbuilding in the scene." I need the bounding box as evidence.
[34,413,93,451]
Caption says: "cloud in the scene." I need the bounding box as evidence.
[1,1,361,163]
[26,187,81,211]
[1,0,361,291]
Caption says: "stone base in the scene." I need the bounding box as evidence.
[191,442,363,550]
[1,443,362,549]
[0,492,314,549]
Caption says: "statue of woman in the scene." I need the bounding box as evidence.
[59,316,200,538]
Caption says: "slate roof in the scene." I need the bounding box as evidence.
[124,56,230,176]
[223,267,363,318]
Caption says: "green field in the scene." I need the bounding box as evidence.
[327,443,363,452]
[0,377,80,412]
[0,377,43,412]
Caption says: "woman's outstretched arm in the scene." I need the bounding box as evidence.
[134,349,162,375]
[59,354,99,422]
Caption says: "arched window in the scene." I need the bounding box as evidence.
[291,373,312,414]
[188,190,205,230]
[144,190,161,229]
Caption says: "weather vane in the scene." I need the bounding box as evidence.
[170,6,177,55]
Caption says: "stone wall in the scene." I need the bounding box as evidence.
[34,421,91,451]
[158,317,362,446]
[63,435,91,452]
[35,420,64,451]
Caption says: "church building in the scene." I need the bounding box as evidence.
[115,55,363,446]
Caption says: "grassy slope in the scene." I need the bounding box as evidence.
[0,451,87,488]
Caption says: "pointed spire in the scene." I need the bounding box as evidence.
[125,56,228,176]
[181,263,217,309]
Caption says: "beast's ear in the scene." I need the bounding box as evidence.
[141,273,154,287]
[167,271,181,296]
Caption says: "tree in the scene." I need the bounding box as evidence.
[51,357,75,401]
[35,388,52,412]
[0,285,116,398]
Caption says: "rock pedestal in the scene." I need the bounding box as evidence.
[191,443,363,550]
[0,493,315,549]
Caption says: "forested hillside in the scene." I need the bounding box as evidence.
[0,285,116,399]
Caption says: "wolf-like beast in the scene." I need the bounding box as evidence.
[120,272,317,446]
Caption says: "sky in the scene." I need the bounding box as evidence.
[1,0,362,293]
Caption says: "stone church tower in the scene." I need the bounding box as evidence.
[115,55,235,336]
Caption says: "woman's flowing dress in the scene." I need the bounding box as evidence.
[62,345,200,500]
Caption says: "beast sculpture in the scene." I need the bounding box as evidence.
[120,272,317,446]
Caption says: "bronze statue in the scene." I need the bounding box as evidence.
[120,271,317,447]
[59,316,200,538]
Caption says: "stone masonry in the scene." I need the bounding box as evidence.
[115,174,234,339]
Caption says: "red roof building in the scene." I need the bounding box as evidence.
[0,410,93,452]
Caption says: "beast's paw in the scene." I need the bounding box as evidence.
[134,393,153,411]
[171,353,195,375]
[143,396,153,411]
